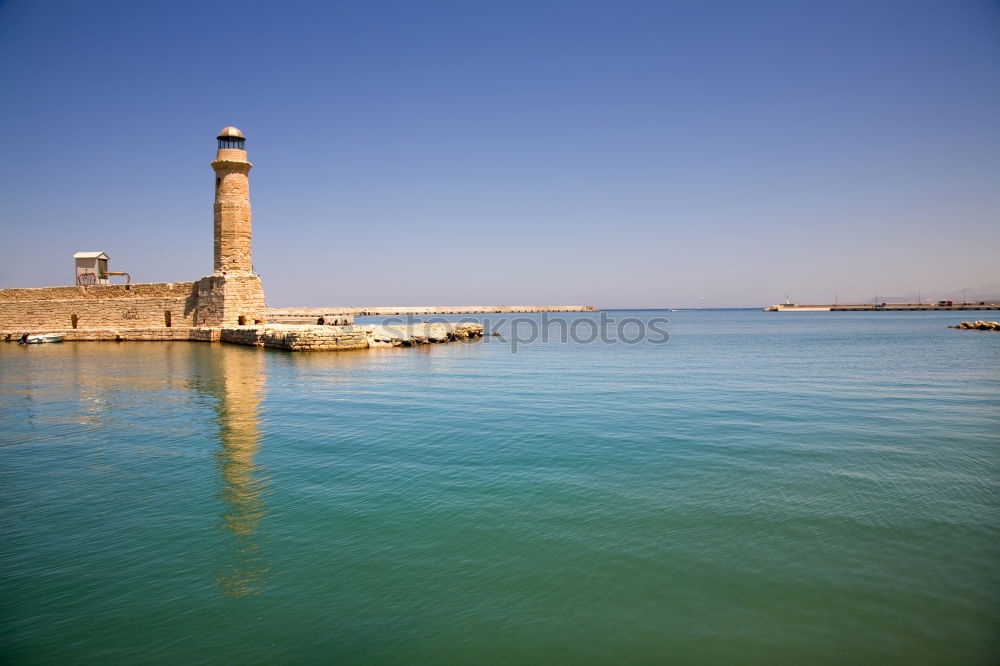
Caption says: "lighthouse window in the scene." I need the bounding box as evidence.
[217,137,246,150]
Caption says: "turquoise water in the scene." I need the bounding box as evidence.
[1,310,998,664]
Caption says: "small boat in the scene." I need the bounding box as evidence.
[19,333,65,344]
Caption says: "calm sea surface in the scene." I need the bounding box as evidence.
[1,309,998,664]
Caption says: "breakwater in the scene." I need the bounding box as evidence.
[2,322,485,351]
[764,303,1000,312]
[224,322,484,351]
[265,305,598,324]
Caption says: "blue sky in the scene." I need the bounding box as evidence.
[1,0,997,307]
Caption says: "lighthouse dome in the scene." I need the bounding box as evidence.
[217,126,245,139]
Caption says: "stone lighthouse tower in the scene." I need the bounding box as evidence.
[213,127,254,274]
[196,127,266,327]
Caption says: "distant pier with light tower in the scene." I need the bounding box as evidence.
[763,302,1000,312]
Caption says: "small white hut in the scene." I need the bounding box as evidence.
[74,251,109,285]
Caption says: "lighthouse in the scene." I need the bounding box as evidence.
[195,127,266,327]
[212,127,254,275]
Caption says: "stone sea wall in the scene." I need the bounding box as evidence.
[1,327,220,342]
[0,282,198,330]
[0,275,269,331]
[0,283,197,301]
[1,322,486,351]
[275,305,599,316]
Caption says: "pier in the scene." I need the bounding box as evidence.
[265,305,598,325]
[764,303,1000,312]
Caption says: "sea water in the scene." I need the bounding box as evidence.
[1,310,998,664]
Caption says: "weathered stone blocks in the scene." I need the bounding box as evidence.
[0,283,199,330]
[215,322,484,351]
[195,274,266,328]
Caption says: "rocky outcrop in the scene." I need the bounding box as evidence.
[363,322,484,347]
[949,320,1000,331]
[219,322,484,351]
[221,325,368,351]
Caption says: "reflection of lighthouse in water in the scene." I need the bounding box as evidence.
[211,344,270,597]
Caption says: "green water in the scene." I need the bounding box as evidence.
[1,310,998,663]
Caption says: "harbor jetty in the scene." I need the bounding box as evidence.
[764,302,1000,312]
[0,127,591,352]
[265,305,596,325]
[1,323,486,350]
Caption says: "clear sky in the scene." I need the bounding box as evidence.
[1,0,997,307]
